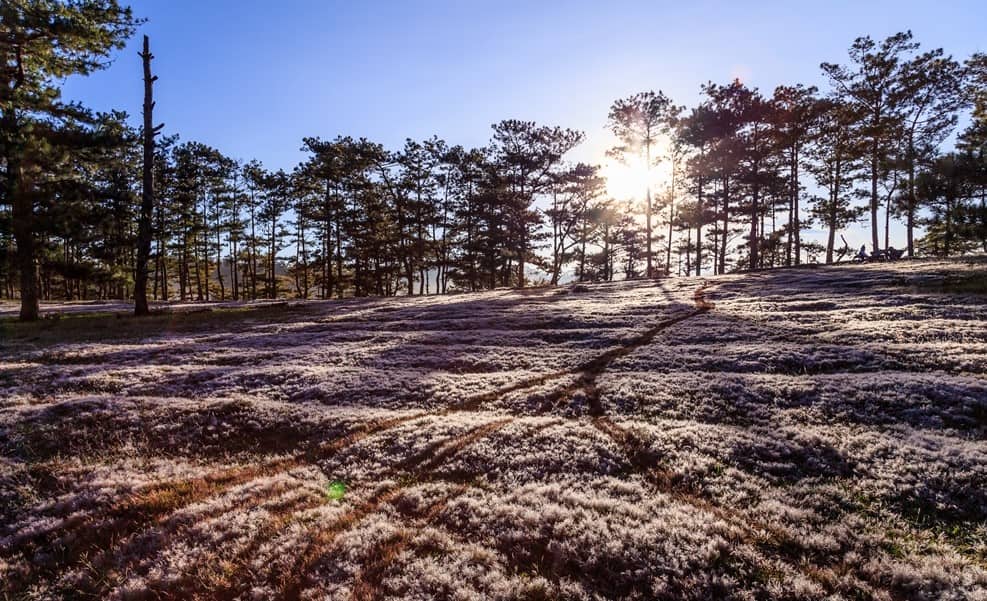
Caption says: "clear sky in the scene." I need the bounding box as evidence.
[61,0,987,254]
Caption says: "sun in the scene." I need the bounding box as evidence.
[601,136,674,203]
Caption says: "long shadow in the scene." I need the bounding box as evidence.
[6,280,694,410]
[4,265,986,597]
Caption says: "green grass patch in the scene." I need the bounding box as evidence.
[840,483,987,565]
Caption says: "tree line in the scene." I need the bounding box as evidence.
[2,1,985,321]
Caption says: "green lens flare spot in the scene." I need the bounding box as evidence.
[326,481,346,501]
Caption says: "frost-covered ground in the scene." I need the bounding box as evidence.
[1,259,986,600]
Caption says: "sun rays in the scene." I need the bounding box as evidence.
[601,135,674,204]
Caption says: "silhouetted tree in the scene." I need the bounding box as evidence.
[545,163,606,284]
[134,35,162,315]
[771,84,822,265]
[892,48,966,256]
[607,91,677,277]
[822,32,918,254]
[488,120,583,287]
[807,99,865,263]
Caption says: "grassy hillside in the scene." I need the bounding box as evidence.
[1,259,985,600]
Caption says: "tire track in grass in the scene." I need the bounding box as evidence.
[584,284,907,601]
[0,458,297,596]
[75,479,324,599]
[5,291,519,587]
[17,282,657,596]
[6,283,700,597]
[156,417,516,600]
[59,439,405,599]
[450,370,573,412]
[13,368,552,598]
[98,488,318,600]
[530,281,715,416]
[346,484,469,601]
[81,413,429,596]
[0,412,428,596]
[176,417,561,600]
[12,348,574,592]
[453,283,715,416]
[276,417,515,601]
[9,279,687,569]
[183,492,331,599]
[83,488,324,599]
[343,418,563,600]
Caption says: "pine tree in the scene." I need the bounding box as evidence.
[447,146,487,292]
[488,120,583,287]
[822,32,918,255]
[807,99,865,263]
[771,84,822,266]
[678,99,719,276]
[545,163,605,284]
[607,91,678,277]
[257,169,292,298]
[1,0,138,320]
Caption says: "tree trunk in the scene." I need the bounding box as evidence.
[684,225,691,276]
[642,137,653,278]
[249,204,257,300]
[6,86,38,320]
[230,177,239,301]
[944,196,953,257]
[666,164,675,277]
[826,182,837,264]
[826,219,836,265]
[335,218,343,299]
[11,164,38,321]
[712,198,719,276]
[720,177,729,275]
[517,245,525,288]
[793,145,801,265]
[884,191,891,252]
[325,229,333,299]
[695,170,703,276]
[269,223,277,298]
[179,230,188,301]
[645,187,653,278]
[749,176,759,271]
[158,204,168,301]
[300,219,308,298]
[907,147,916,257]
[870,134,880,253]
[135,36,157,315]
[786,150,794,267]
[216,213,225,301]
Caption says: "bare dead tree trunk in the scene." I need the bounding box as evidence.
[135,35,160,316]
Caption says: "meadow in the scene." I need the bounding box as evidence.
[2,259,985,600]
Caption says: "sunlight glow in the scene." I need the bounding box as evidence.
[601,135,674,204]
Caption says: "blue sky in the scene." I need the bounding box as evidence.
[61,0,986,254]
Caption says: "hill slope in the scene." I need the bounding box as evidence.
[2,259,986,600]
